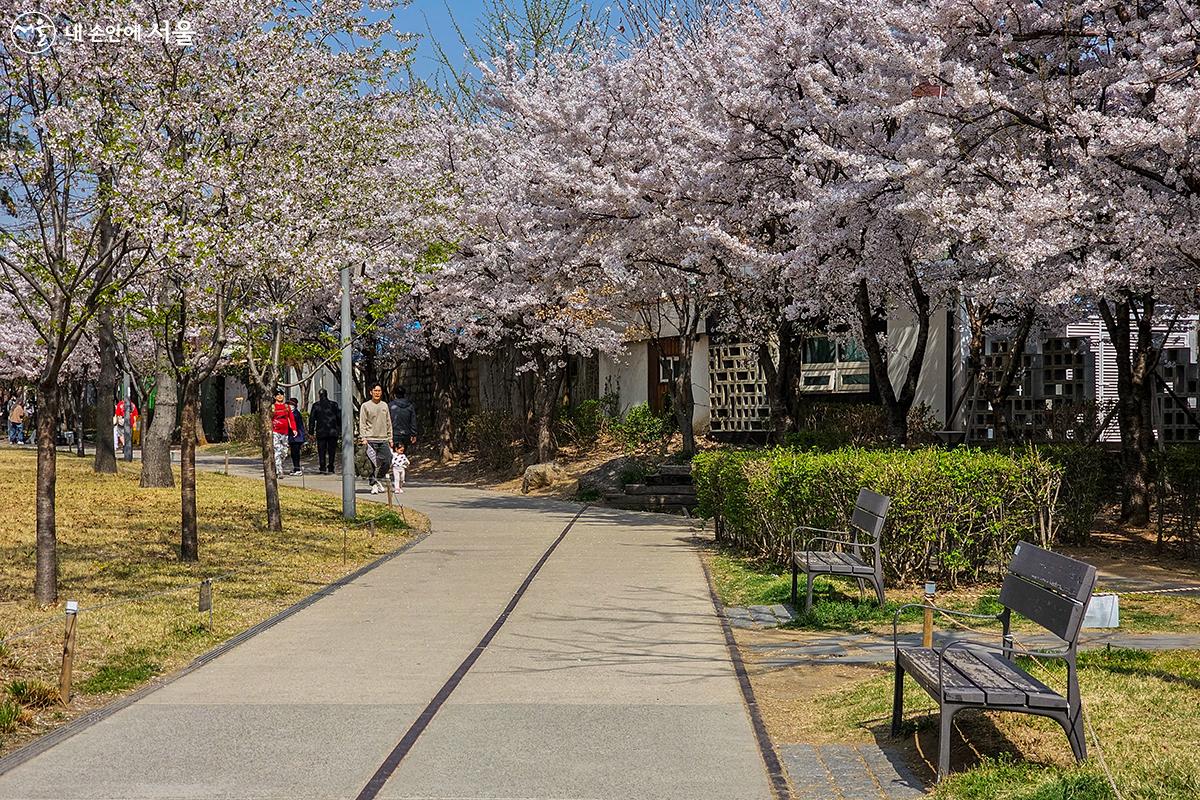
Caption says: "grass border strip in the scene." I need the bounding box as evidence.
[0,526,432,777]
[695,536,792,800]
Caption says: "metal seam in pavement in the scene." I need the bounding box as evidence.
[696,537,793,800]
[0,527,432,778]
[354,504,589,800]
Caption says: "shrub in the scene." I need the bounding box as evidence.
[224,413,260,445]
[558,399,604,449]
[463,410,522,472]
[1156,445,1200,559]
[608,402,672,451]
[788,402,939,450]
[1037,444,1116,544]
[693,446,1062,586]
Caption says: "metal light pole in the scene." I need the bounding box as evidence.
[340,266,356,520]
[122,372,133,462]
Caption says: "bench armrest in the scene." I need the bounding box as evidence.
[892,604,1003,652]
[793,525,851,537]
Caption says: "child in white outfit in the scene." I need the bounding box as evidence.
[391,443,410,493]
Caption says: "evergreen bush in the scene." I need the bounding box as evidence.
[693,446,1062,586]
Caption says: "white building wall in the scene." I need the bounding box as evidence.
[598,336,712,433]
[599,342,649,410]
[885,303,963,428]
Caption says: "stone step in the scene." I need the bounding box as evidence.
[654,464,693,476]
[603,493,698,512]
[644,472,694,487]
[623,482,697,496]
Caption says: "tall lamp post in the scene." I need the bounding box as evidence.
[340,265,355,520]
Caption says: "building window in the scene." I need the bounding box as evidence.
[799,337,871,394]
[659,356,681,384]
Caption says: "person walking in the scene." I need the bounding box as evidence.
[286,397,306,476]
[358,383,392,494]
[113,397,138,452]
[308,389,341,474]
[388,386,419,450]
[7,399,26,445]
[269,388,296,478]
[391,441,410,494]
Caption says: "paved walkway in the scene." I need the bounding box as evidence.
[0,463,774,800]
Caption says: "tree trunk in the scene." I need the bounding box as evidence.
[967,305,1035,441]
[258,393,283,532]
[93,278,118,471]
[673,333,698,457]
[140,367,177,488]
[531,351,565,463]
[432,344,455,462]
[75,381,85,457]
[179,380,200,561]
[758,342,793,445]
[854,276,931,446]
[1099,297,1158,525]
[34,380,59,605]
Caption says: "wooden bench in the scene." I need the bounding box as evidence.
[790,488,890,612]
[891,540,1097,779]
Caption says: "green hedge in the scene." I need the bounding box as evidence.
[693,447,1062,586]
[1156,446,1200,560]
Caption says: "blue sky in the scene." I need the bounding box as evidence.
[392,0,491,78]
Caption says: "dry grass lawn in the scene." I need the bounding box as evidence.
[0,447,427,756]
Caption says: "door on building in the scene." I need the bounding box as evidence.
[648,337,682,416]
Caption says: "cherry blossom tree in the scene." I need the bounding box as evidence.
[0,15,151,603]
[911,0,1200,520]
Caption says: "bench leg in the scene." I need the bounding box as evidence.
[891,663,905,737]
[791,559,798,608]
[855,578,866,601]
[805,571,814,613]
[1063,709,1087,762]
[873,576,885,607]
[937,704,960,781]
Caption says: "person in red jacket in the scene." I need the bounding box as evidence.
[113,397,139,452]
[269,387,296,477]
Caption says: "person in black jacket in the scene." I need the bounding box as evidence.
[286,397,307,475]
[308,389,341,474]
[388,387,418,450]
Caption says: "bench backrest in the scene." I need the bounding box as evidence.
[998,541,1097,643]
[850,488,891,543]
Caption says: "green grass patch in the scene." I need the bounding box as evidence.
[358,508,412,532]
[0,700,25,734]
[707,550,793,607]
[936,755,1114,800]
[78,648,162,695]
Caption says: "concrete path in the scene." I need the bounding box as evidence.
[0,465,773,800]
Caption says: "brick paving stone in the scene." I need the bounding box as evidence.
[779,743,929,799]
[820,746,881,799]
[779,745,837,800]
[858,744,927,799]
